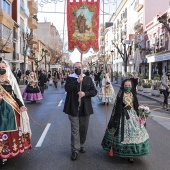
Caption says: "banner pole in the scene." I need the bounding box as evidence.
[78,53,83,110]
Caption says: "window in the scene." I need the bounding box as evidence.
[146,40,150,49]
[2,0,10,15]
[159,33,165,47]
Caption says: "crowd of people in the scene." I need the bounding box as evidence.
[0,59,150,167]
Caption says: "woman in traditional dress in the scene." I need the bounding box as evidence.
[101,79,149,163]
[23,71,43,102]
[98,73,115,105]
[0,58,32,167]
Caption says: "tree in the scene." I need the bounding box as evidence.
[22,31,33,74]
[112,39,132,74]
[0,30,13,53]
[29,48,49,74]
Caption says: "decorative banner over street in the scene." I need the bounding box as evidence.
[67,0,100,54]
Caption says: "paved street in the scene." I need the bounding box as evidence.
[2,84,170,170]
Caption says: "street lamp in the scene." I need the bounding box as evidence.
[111,50,114,82]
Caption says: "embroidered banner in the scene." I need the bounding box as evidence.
[67,0,100,53]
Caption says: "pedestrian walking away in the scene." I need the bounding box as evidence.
[160,70,170,110]
[63,62,97,161]
[38,70,47,95]
[0,58,32,167]
[101,78,149,163]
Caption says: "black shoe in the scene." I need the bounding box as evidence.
[71,152,78,161]
[128,158,134,163]
[80,147,85,153]
[0,159,7,167]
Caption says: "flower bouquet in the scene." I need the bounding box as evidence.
[136,105,150,127]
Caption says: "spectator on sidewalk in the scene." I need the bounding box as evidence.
[17,70,22,84]
[160,70,170,110]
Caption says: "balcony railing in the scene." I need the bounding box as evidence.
[27,1,38,15]
[0,8,14,30]
[30,34,38,44]
[28,17,37,29]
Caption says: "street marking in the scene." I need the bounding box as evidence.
[58,100,63,106]
[35,123,51,147]
[150,115,170,120]
[150,107,162,111]
[139,101,157,103]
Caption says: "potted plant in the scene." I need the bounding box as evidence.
[137,79,143,91]
[137,74,145,91]
[143,80,152,93]
[151,80,161,96]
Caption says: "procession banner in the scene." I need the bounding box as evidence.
[67,0,100,53]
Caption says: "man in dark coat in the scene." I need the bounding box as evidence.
[38,70,47,95]
[63,62,97,161]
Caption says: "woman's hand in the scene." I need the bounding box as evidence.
[20,106,28,112]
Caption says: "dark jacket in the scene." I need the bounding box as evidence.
[38,73,47,86]
[63,75,97,117]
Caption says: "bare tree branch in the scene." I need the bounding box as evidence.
[0,29,13,52]
[112,40,124,60]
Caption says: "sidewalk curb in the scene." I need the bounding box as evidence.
[112,83,163,105]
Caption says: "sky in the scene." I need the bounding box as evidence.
[37,0,122,62]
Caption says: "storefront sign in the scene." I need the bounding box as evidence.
[155,53,170,62]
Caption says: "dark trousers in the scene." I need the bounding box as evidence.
[95,81,99,87]
[40,85,44,94]
[53,81,57,88]
[162,89,169,105]
[68,115,90,153]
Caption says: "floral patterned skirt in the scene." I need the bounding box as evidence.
[98,85,115,103]
[102,109,149,158]
[0,109,32,159]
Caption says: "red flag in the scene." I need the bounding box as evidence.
[67,0,100,54]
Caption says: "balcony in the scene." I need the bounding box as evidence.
[0,23,14,53]
[30,34,38,44]
[28,17,37,29]
[134,0,143,12]
[20,4,30,18]
[0,9,14,30]
[27,0,38,15]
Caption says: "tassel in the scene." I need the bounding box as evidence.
[108,147,114,157]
